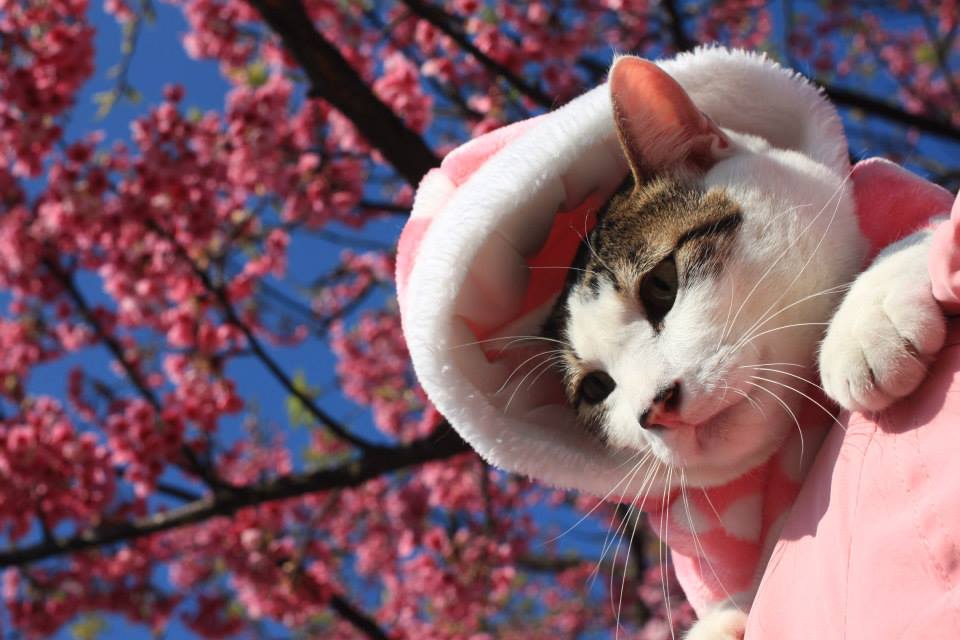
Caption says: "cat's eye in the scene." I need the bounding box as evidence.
[578,371,616,404]
[639,255,678,326]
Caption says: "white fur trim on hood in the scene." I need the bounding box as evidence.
[397,46,849,497]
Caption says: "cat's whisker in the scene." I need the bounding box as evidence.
[614,482,647,637]
[742,365,829,395]
[679,471,745,616]
[747,374,847,434]
[494,349,566,396]
[449,334,567,352]
[721,202,813,348]
[592,455,662,606]
[734,321,831,354]
[661,465,676,640]
[502,353,566,413]
[735,281,852,353]
[716,276,738,355]
[740,360,806,369]
[527,265,596,275]
[699,485,725,524]
[736,178,849,350]
[694,486,751,617]
[591,451,659,582]
[594,477,657,618]
[721,172,851,349]
[728,282,849,359]
[570,223,615,277]
[544,449,647,544]
[616,457,666,628]
[589,455,654,588]
[525,354,568,394]
[745,380,805,462]
[721,384,766,418]
[719,205,813,347]
[679,471,705,581]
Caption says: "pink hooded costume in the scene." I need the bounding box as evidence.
[396,47,960,637]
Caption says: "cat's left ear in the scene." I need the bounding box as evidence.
[609,56,733,183]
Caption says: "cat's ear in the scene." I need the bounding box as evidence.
[609,56,732,182]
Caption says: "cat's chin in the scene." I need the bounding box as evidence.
[633,391,791,489]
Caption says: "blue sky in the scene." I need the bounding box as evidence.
[24,2,959,638]
[39,4,602,639]
[40,3,382,638]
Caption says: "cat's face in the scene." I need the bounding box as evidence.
[544,57,864,487]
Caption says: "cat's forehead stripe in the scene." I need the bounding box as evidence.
[676,212,743,249]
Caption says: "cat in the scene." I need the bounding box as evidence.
[542,56,947,639]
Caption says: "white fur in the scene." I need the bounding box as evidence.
[820,223,948,412]
[684,605,748,640]
[404,48,852,512]
[565,130,865,487]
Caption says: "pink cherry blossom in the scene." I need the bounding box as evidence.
[0,0,955,637]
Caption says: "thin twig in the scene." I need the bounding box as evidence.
[43,257,221,489]
[398,0,554,108]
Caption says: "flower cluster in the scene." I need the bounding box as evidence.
[0,0,954,637]
[0,0,94,176]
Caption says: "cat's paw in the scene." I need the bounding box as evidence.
[820,231,946,413]
[684,607,747,640]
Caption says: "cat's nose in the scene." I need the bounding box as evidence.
[639,381,682,429]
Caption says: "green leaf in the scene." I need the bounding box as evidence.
[71,615,107,640]
[481,5,497,23]
[93,91,117,119]
[916,43,937,66]
[286,370,321,427]
[246,60,269,88]
[227,600,246,618]
[124,86,142,104]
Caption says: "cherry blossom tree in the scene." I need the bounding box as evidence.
[0,0,957,637]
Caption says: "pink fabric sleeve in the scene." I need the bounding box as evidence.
[747,170,960,639]
[745,322,960,640]
[930,193,960,313]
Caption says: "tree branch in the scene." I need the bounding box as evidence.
[912,0,960,105]
[246,0,439,186]
[0,424,470,567]
[823,84,960,142]
[155,481,203,503]
[357,199,412,214]
[146,221,378,452]
[397,0,554,108]
[660,0,694,52]
[329,594,389,640]
[657,0,960,143]
[515,554,585,573]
